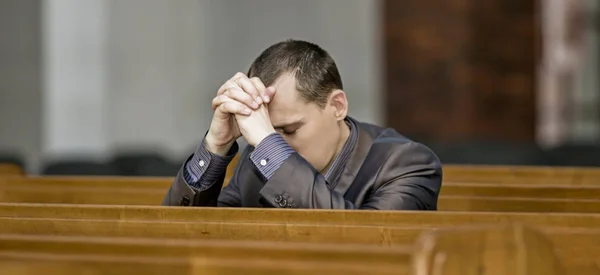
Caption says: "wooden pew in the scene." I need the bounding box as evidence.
[443,165,600,185]
[0,256,196,275]
[2,203,599,228]
[4,176,600,210]
[0,223,567,275]
[0,258,409,275]
[6,176,600,199]
[0,204,597,273]
[0,235,413,275]
[3,181,600,213]
[439,196,600,213]
[0,164,23,176]
[412,223,566,275]
[0,253,408,275]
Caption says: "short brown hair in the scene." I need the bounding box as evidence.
[247,39,343,108]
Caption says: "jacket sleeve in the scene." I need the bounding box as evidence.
[258,141,442,210]
[161,142,245,207]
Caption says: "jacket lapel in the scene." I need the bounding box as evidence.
[333,119,374,195]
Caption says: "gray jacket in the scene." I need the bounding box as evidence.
[162,117,442,210]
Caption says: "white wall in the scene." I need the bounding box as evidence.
[20,0,383,171]
[104,0,383,160]
[0,0,42,172]
[42,0,111,159]
[106,0,210,158]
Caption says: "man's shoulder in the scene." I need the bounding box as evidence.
[355,119,415,146]
[355,119,439,161]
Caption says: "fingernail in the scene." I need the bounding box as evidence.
[243,108,252,115]
[256,96,263,105]
[252,101,259,108]
[263,95,270,103]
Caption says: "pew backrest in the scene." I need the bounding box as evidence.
[413,223,566,275]
[0,164,23,176]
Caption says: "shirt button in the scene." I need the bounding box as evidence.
[199,160,205,167]
[260,159,267,166]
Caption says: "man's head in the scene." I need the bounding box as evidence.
[248,39,350,173]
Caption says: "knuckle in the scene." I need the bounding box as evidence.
[225,80,237,88]
[217,94,231,105]
[216,103,226,112]
[222,101,234,111]
[224,87,240,97]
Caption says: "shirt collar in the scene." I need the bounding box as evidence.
[324,117,359,185]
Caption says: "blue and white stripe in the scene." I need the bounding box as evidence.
[249,133,296,180]
[323,119,358,184]
[184,117,358,188]
[183,140,237,189]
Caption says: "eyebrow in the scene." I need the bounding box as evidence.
[273,120,304,130]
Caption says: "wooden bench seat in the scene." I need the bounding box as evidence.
[0,216,595,249]
[443,165,600,185]
[3,178,600,213]
[0,235,413,275]
[1,203,599,227]
[4,162,600,185]
[439,196,600,213]
[0,164,23,176]
[2,186,600,213]
[0,255,197,275]
[6,177,600,199]
[0,223,568,275]
[0,205,596,273]
[0,234,413,264]
[0,221,584,274]
[0,252,401,275]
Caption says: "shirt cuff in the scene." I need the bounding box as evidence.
[250,133,295,180]
[184,139,238,189]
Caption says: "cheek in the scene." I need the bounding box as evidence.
[283,130,316,157]
[284,125,334,168]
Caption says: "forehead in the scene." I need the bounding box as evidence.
[267,73,313,125]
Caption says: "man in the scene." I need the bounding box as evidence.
[162,39,442,209]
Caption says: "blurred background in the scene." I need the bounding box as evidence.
[0,0,599,176]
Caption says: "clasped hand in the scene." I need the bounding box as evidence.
[205,73,277,155]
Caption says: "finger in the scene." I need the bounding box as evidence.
[211,94,230,110]
[231,72,247,81]
[223,86,259,109]
[264,86,277,103]
[250,77,268,103]
[234,76,262,105]
[217,98,252,116]
[217,80,239,96]
[212,93,246,110]
[217,72,251,96]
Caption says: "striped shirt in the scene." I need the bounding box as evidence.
[183,118,358,189]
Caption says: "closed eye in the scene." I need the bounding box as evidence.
[283,129,297,135]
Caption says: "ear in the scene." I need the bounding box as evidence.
[328,89,348,121]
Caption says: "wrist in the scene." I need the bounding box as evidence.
[249,129,276,147]
[205,133,235,156]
